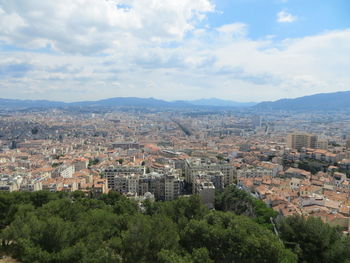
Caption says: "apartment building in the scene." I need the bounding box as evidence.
[193,178,215,209]
[287,132,318,150]
[184,158,236,187]
[104,166,145,189]
[53,164,75,178]
[104,167,181,201]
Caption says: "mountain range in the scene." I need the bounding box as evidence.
[0,91,349,111]
[188,98,256,107]
[254,91,350,111]
[0,97,255,109]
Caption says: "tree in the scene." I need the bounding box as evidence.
[30,191,57,208]
[278,215,350,263]
[160,195,208,226]
[157,249,192,263]
[71,190,86,200]
[0,190,301,263]
[215,185,278,229]
[121,215,179,263]
[215,186,256,216]
[180,211,296,263]
[31,127,39,135]
[88,158,99,167]
[192,248,213,263]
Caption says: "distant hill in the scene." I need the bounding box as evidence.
[189,98,256,107]
[254,91,350,111]
[0,98,65,108]
[71,97,191,108]
[0,97,191,109]
[71,97,255,108]
[0,97,253,109]
[4,92,349,111]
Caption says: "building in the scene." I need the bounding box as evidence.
[284,167,311,179]
[104,166,145,189]
[92,178,109,196]
[112,142,142,150]
[191,170,224,190]
[52,164,75,179]
[287,132,318,150]
[0,174,21,192]
[184,158,236,188]
[164,174,181,201]
[346,138,350,149]
[193,178,215,209]
[317,139,329,150]
[73,158,89,171]
[104,167,181,201]
[20,179,42,192]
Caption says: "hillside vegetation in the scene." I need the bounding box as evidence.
[0,187,349,263]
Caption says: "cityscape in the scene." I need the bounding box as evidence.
[1,0,350,262]
[1,103,350,227]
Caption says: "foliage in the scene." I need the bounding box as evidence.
[215,185,278,229]
[278,215,350,263]
[31,127,39,135]
[180,211,297,263]
[51,162,63,168]
[297,159,329,174]
[1,190,339,263]
[88,158,99,167]
[216,155,224,161]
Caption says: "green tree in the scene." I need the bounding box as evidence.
[157,249,192,263]
[192,247,213,263]
[0,190,303,263]
[121,215,179,263]
[215,185,277,228]
[181,211,296,263]
[278,215,350,263]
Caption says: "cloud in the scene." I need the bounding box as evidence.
[277,10,297,23]
[1,27,349,102]
[0,1,349,102]
[0,59,33,77]
[217,23,247,38]
[0,0,214,54]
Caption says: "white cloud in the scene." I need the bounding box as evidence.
[1,28,350,102]
[277,10,297,23]
[217,23,247,39]
[0,1,349,102]
[0,0,214,54]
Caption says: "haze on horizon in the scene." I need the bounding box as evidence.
[0,0,349,103]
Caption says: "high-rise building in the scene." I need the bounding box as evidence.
[346,138,350,149]
[104,166,181,201]
[193,179,215,209]
[317,139,328,150]
[184,158,236,188]
[251,115,262,128]
[286,132,318,150]
[105,166,145,189]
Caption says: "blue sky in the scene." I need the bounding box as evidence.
[0,0,349,102]
[209,0,350,39]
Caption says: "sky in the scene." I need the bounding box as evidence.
[0,0,349,102]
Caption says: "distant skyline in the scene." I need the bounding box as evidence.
[0,0,349,102]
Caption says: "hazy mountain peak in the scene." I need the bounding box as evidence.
[254,91,350,111]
